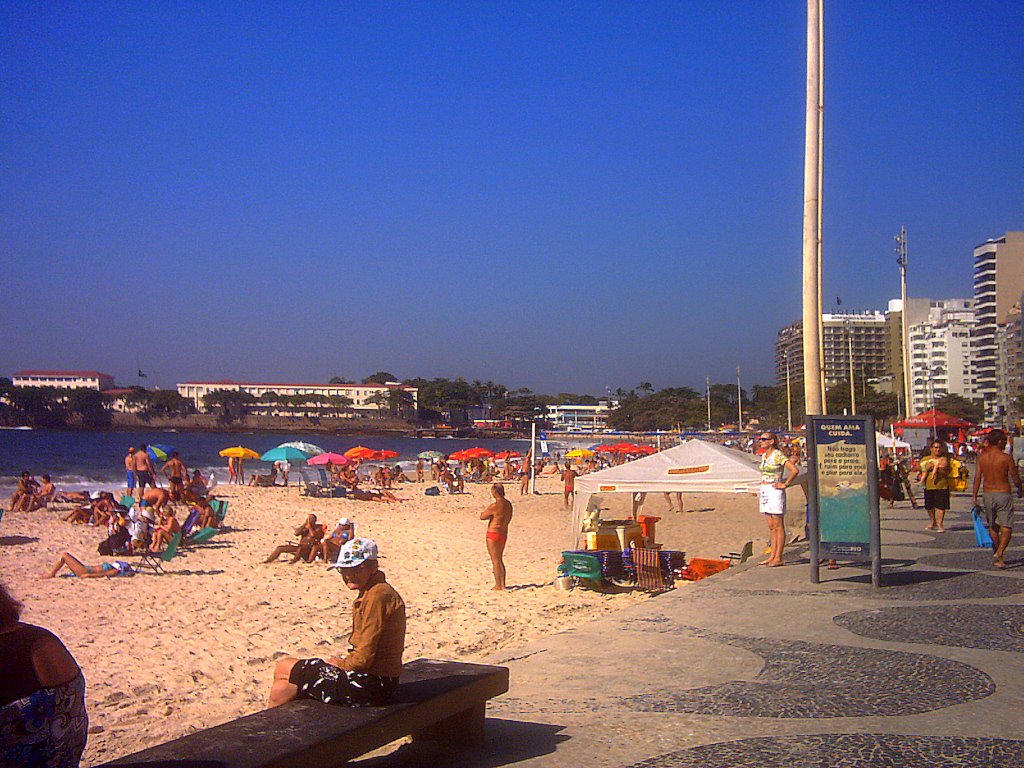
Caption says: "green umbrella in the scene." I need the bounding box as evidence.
[278,441,325,456]
[418,450,444,459]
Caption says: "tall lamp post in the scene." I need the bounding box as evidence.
[736,366,744,431]
[846,319,856,415]
[802,0,824,416]
[786,351,794,432]
[896,226,911,417]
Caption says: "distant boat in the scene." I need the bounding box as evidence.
[0,426,32,430]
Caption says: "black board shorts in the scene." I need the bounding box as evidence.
[289,658,398,707]
[923,488,950,510]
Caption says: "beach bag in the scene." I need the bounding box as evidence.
[424,486,441,496]
[949,459,968,492]
[973,506,994,548]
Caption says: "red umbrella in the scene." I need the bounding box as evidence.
[463,447,494,458]
[494,450,521,460]
[344,445,377,459]
[371,449,400,461]
[595,445,619,453]
[633,445,657,455]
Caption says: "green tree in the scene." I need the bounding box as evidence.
[5,387,68,428]
[203,389,256,418]
[67,388,112,428]
[329,376,353,385]
[935,393,984,425]
[147,390,192,416]
[365,391,389,417]
[325,394,353,416]
[386,389,415,419]
[362,371,397,385]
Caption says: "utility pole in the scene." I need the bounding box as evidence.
[895,226,911,417]
[847,320,856,414]
[786,353,793,431]
[802,0,824,416]
[736,366,744,431]
[706,376,712,432]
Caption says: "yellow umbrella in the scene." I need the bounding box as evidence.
[219,446,260,460]
[566,448,595,458]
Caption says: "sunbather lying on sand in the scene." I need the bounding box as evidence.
[42,552,133,579]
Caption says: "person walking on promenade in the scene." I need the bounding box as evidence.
[972,429,1023,569]
[918,440,951,532]
[481,483,513,590]
[757,433,798,567]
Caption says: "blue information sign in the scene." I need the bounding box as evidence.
[807,415,881,586]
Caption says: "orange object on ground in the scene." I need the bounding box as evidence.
[637,515,661,545]
[681,557,731,581]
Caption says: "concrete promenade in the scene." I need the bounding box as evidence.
[366,492,1024,767]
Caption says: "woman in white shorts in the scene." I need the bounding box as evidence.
[758,433,798,567]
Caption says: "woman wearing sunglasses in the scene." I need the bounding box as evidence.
[757,433,799,566]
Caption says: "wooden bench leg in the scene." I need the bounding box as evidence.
[413,702,486,746]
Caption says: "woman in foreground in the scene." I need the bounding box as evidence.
[0,581,89,766]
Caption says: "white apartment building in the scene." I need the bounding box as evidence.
[12,370,116,391]
[545,402,618,432]
[974,232,1024,424]
[907,300,976,414]
[177,380,418,414]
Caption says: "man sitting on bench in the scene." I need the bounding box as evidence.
[268,538,406,708]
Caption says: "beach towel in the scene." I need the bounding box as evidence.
[972,506,994,548]
[633,547,668,593]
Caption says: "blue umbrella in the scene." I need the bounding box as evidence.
[260,446,311,462]
[148,444,175,461]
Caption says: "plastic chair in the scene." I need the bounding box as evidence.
[135,532,181,574]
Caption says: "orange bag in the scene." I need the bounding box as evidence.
[681,557,731,581]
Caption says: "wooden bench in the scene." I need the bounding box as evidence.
[98,659,509,768]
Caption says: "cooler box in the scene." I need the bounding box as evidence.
[586,522,644,551]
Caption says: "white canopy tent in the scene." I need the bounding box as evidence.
[570,440,762,547]
[875,432,910,452]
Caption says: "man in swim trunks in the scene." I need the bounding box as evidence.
[268,538,405,708]
[141,487,171,515]
[125,447,136,495]
[162,451,188,501]
[972,429,1023,570]
[562,463,578,508]
[481,483,513,590]
[133,445,157,500]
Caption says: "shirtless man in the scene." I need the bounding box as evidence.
[972,429,1023,569]
[481,483,513,590]
[149,507,181,553]
[141,487,171,515]
[133,445,157,500]
[162,451,188,501]
[11,471,39,512]
[125,447,136,496]
[562,463,578,508]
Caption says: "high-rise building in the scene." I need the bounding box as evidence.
[973,232,1024,424]
[775,311,888,388]
[906,299,976,414]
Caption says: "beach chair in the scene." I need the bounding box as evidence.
[135,532,181,575]
[721,541,754,564]
[209,499,229,524]
[121,495,136,510]
[189,527,219,544]
[558,551,604,589]
[633,546,669,593]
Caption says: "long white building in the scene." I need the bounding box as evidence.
[177,380,418,414]
[13,370,116,391]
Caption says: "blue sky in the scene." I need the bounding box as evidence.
[2,2,1021,395]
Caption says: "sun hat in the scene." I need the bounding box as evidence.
[327,538,378,570]
[337,517,351,526]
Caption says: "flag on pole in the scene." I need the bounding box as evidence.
[138,370,147,378]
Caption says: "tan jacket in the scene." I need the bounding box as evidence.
[337,571,406,678]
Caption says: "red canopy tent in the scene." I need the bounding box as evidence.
[891,410,974,429]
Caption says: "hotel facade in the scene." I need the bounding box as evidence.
[177,380,418,415]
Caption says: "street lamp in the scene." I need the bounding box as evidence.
[845,318,856,415]
[895,227,911,418]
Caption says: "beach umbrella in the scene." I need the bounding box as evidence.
[418,450,444,460]
[260,446,311,462]
[449,449,469,461]
[371,449,400,461]
[345,446,377,459]
[219,446,260,460]
[595,444,618,453]
[464,447,494,458]
[307,452,350,466]
[565,448,594,458]
[278,441,325,456]
[494,450,521,460]
[147,444,175,462]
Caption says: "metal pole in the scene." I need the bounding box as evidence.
[848,321,856,415]
[896,226,912,417]
[736,366,744,431]
[786,354,793,432]
[802,0,824,416]
[816,0,827,415]
[706,376,712,431]
[530,420,537,494]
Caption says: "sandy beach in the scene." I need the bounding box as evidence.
[4,474,774,766]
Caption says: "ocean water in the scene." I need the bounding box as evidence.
[0,429,554,493]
